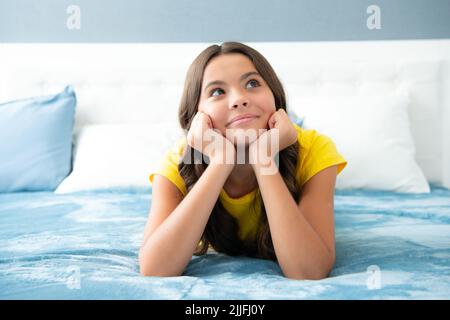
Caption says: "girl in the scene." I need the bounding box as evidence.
[140,42,347,280]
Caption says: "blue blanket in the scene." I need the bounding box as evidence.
[1,186,449,299]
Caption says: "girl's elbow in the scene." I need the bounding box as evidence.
[139,252,183,277]
[140,268,175,278]
[138,249,159,277]
[139,255,155,277]
[139,263,182,277]
[140,266,154,277]
[283,256,335,281]
[283,270,329,281]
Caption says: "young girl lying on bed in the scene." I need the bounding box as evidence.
[139,42,347,280]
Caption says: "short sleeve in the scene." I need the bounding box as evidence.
[149,138,187,197]
[297,130,347,187]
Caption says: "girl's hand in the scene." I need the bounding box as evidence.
[267,108,298,152]
[187,111,236,165]
[249,109,298,165]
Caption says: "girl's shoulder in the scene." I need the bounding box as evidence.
[295,123,324,149]
[149,136,188,196]
[293,123,347,187]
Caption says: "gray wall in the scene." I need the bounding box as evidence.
[0,0,449,42]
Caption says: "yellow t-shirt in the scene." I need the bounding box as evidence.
[149,123,347,243]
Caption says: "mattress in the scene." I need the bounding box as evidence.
[1,186,449,299]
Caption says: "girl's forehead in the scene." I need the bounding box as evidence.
[204,53,256,79]
[202,54,257,87]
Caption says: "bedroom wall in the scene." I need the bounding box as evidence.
[0,0,449,42]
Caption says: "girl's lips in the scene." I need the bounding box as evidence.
[227,116,259,127]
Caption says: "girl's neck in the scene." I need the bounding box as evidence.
[223,146,258,198]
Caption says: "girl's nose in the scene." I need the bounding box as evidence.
[232,101,248,109]
[230,95,249,109]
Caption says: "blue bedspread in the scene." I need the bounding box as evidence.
[1,186,449,299]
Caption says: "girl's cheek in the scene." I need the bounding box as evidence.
[198,98,214,112]
[198,102,210,113]
[198,103,214,118]
[198,105,227,131]
[257,91,276,111]
[209,103,228,122]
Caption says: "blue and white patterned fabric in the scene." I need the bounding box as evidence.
[1,186,449,299]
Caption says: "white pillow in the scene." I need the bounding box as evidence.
[290,94,430,193]
[55,122,185,193]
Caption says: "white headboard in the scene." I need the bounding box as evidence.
[1,40,449,187]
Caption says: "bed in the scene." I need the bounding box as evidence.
[1,186,449,299]
[1,40,449,299]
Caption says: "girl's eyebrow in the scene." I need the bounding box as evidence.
[203,71,260,93]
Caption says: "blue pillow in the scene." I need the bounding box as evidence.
[0,86,76,192]
[288,110,304,127]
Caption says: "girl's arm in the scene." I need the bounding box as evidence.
[252,162,337,280]
[249,109,336,280]
[140,111,236,277]
[139,161,234,277]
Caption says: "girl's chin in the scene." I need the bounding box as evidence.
[225,125,267,133]
[224,128,263,146]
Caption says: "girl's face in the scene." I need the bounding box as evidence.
[198,53,276,142]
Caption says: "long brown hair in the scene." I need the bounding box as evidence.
[178,42,300,261]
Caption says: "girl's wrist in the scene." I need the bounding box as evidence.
[207,158,235,176]
[250,155,278,176]
[208,143,236,166]
[249,141,276,166]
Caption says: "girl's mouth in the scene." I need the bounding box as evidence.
[227,116,259,127]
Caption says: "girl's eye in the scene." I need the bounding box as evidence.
[211,88,223,96]
[209,79,260,97]
[247,79,259,87]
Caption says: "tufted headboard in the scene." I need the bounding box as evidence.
[0,40,449,187]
